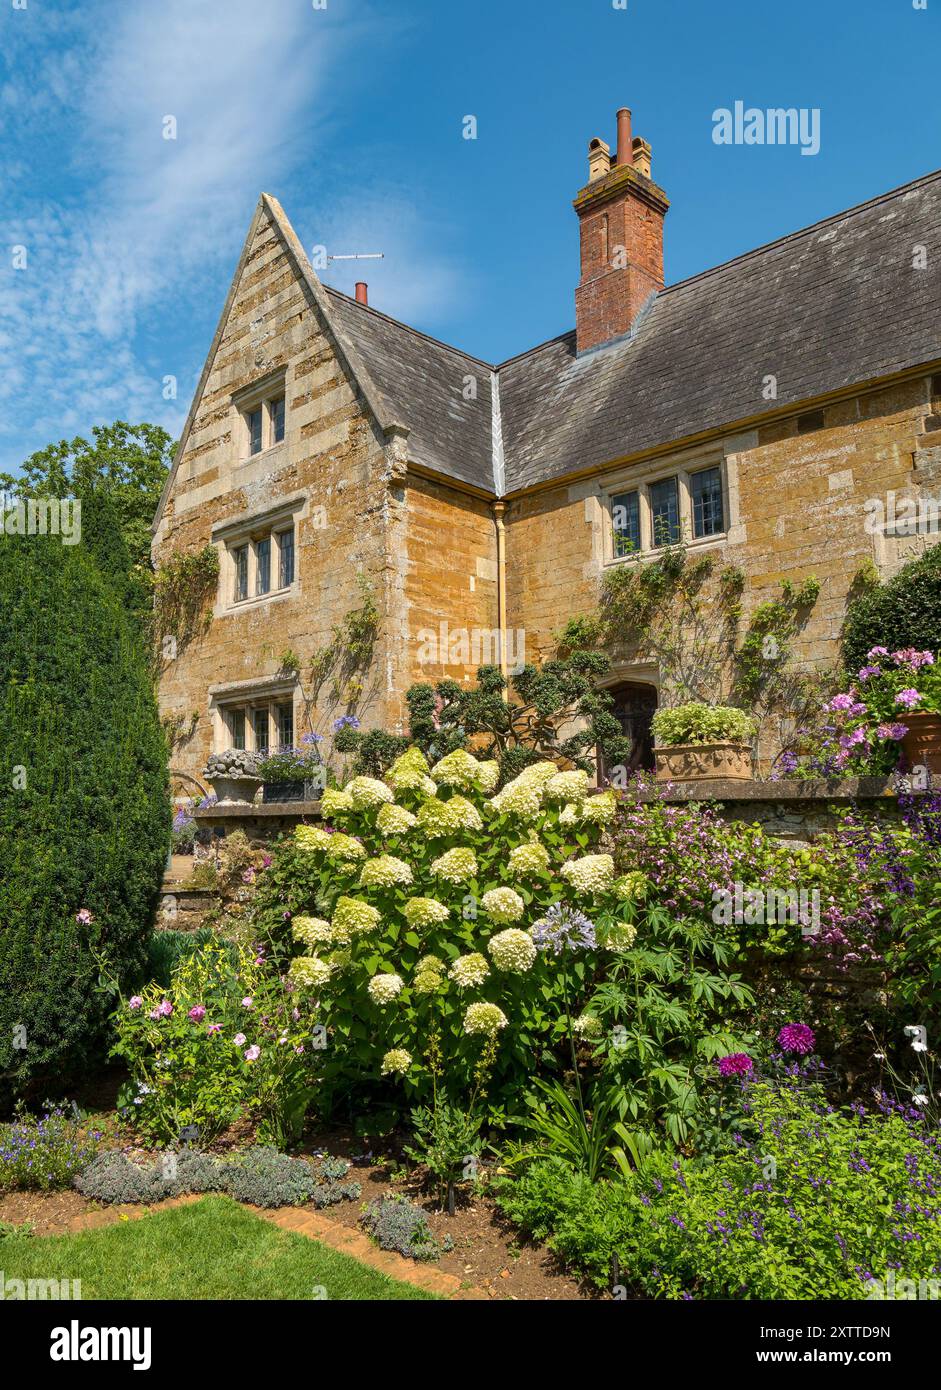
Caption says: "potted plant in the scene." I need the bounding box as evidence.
[855,647,941,774]
[652,703,756,782]
[202,750,261,806]
[257,734,327,803]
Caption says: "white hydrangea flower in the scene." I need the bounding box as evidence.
[403,897,450,929]
[612,872,648,902]
[291,916,333,948]
[431,847,478,883]
[357,854,414,888]
[289,956,332,990]
[385,747,436,795]
[560,853,615,896]
[517,762,562,787]
[416,795,483,837]
[488,777,543,820]
[558,803,580,828]
[348,775,395,810]
[579,790,618,825]
[463,1002,508,1037]
[448,953,490,988]
[376,802,418,835]
[508,840,550,877]
[330,896,382,942]
[431,749,486,790]
[320,787,354,818]
[544,769,590,802]
[367,973,404,1005]
[295,825,334,854]
[477,760,500,793]
[481,886,525,924]
[381,1048,412,1076]
[601,921,637,952]
[325,832,367,862]
[487,928,537,973]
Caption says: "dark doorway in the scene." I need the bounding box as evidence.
[601,681,658,779]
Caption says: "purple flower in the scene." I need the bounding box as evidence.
[877,722,909,741]
[531,902,597,953]
[895,689,922,710]
[717,1053,754,1078]
[207,1023,222,1036]
[858,665,882,681]
[188,1005,206,1022]
[777,1022,816,1055]
[300,732,323,745]
[158,999,173,1017]
[867,646,889,660]
[892,649,935,671]
[333,715,361,731]
[128,996,143,1011]
[244,1045,260,1062]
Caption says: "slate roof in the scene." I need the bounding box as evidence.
[322,168,941,497]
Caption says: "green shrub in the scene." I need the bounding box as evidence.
[110,940,319,1147]
[360,1195,451,1262]
[498,1081,941,1299]
[0,503,169,1102]
[843,545,941,673]
[651,702,756,747]
[267,749,646,1114]
[73,1146,360,1209]
[0,1106,100,1193]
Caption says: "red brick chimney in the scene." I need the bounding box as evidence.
[574,107,669,353]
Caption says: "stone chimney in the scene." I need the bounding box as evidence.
[574,107,669,354]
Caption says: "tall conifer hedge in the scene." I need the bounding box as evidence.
[0,494,169,1103]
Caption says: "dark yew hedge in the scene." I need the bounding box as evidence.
[842,545,941,672]
[0,495,169,1104]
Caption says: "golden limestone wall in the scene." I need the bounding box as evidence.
[504,375,940,702]
[154,205,393,784]
[387,475,499,730]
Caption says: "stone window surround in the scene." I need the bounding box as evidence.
[211,493,306,615]
[231,368,288,462]
[208,675,299,755]
[598,445,738,566]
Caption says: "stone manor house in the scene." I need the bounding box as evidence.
[153,106,941,785]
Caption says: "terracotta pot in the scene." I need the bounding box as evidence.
[654,741,753,782]
[901,711,941,775]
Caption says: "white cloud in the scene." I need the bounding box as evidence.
[0,0,465,469]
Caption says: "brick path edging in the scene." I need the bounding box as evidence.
[62,1195,489,1300]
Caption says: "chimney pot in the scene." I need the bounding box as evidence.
[355,281,368,305]
[632,136,652,178]
[616,107,632,165]
[587,137,611,182]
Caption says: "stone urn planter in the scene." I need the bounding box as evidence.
[655,742,753,782]
[901,711,941,775]
[203,750,261,806]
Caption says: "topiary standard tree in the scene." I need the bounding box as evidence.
[0,498,170,1105]
[842,546,941,673]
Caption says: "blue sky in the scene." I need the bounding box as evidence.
[1,0,939,471]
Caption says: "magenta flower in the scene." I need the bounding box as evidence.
[895,689,922,709]
[233,1032,247,1046]
[777,1022,816,1055]
[241,997,254,1009]
[877,722,909,741]
[244,1045,260,1062]
[158,999,173,1017]
[207,1023,222,1036]
[75,908,94,925]
[128,995,143,1011]
[867,646,889,659]
[188,1005,206,1022]
[717,1053,754,1078]
[857,665,881,681]
[891,648,934,671]
[262,854,272,868]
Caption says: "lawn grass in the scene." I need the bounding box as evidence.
[0,1196,440,1300]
